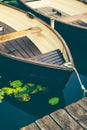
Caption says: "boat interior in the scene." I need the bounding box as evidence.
[0,22,66,66]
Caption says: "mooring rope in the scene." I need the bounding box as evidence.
[64,62,87,97]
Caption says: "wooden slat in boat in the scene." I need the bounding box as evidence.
[0,36,41,58]
[0,27,42,43]
[32,49,65,65]
[0,21,15,34]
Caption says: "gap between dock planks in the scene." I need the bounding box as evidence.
[20,97,87,130]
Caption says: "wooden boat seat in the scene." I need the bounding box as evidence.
[32,49,65,65]
[0,36,41,58]
[0,27,42,43]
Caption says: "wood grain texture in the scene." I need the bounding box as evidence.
[20,123,40,130]
[36,115,61,130]
[65,99,87,129]
[50,109,83,130]
[20,98,87,130]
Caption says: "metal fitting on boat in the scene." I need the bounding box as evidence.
[50,18,55,29]
[0,26,4,32]
[27,12,35,19]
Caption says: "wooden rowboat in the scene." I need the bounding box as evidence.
[0,3,74,88]
[17,0,87,76]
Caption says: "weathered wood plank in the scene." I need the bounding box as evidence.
[78,97,87,110]
[0,21,15,34]
[20,98,87,130]
[36,115,61,130]
[50,109,83,130]
[20,123,40,130]
[65,100,87,129]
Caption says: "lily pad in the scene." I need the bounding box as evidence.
[10,80,23,88]
[48,97,60,106]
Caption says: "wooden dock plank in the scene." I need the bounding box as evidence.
[50,109,83,130]
[78,97,87,110]
[65,99,87,129]
[20,97,87,130]
[20,123,40,130]
[36,115,62,130]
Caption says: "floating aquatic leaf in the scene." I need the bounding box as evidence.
[2,87,14,95]
[21,94,31,102]
[0,95,4,100]
[0,79,48,103]
[48,97,60,106]
[0,90,5,95]
[37,85,47,91]
[14,91,26,98]
[24,84,36,93]
[27,83,35,87]
[30,88,38,94]
[10,80,23,88]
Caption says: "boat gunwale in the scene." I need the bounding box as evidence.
[0,50,73,71]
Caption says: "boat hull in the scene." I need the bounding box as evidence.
[17,1,87,76]
[55,20,87,76]
[0,54,72,90]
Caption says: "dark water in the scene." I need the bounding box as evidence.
[0,1,87,130]
[0,100,37,130]
[0,71,87,130]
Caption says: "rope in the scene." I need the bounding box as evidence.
[64,62,87,97]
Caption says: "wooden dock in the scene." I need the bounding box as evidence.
[20,97,87,130]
